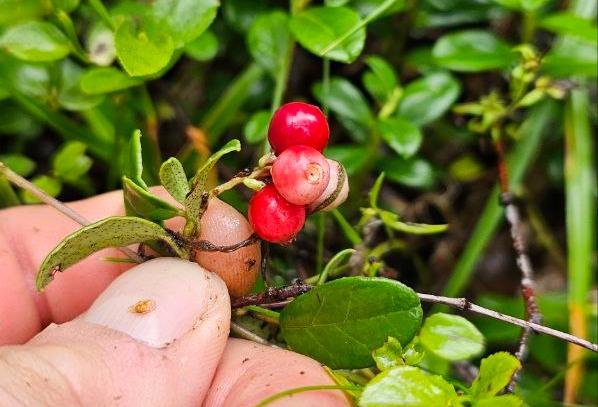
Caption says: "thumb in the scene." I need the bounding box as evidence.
[0,258,231,406]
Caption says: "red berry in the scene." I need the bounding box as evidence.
[271,145,330,205]
[248,184,306,243]
[268,102,329,154]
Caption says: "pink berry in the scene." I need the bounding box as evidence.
[271,145,330,205]
[248,184,306,243]
[308,159,349,213]
[268,102,329,154]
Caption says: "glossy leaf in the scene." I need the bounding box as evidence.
[57,60,104,111]
[52,0,80,12]
[52,141,92,182]
[185,30,218,62]
[378,157,436,189]
[433,30,515,72]
[114,18,174,77]
[378,117,422,159]
[397,71,460,126]
[313,77,374,142]
[152,0,219,46]
[123,176,180,221]
[159,157,189,203]
[0,22,70,62]
[290,6,366,63]
[36,216,184,290]
[247,11,290,77]
[360,366,458,407]
[470,352,521,399]
[243,110,271,144]
[280,277,423,369]
[81,67,143,95]
[539,13,597,44]
[362,55,399,104]
[326,145,370,175]
[420,313,484,361]
[543,39,597,77]
[0,154,35,177]
[475,395,523,407]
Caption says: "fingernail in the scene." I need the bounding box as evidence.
[84,258,219,347]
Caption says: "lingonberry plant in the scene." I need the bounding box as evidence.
[0,0,596,405]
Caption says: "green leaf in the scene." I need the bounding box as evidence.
[185,139,241,222]
[362,55,399,104]
[35,216,185,290]
[0,22,70,62]
[369,172,385,209]
[397,71,461,126]
[52,141,93,182]
[123,176,180,221]
[243,110,271,144]
[494,0,549,12]
[0,154,35,177]
[360,366,458,407]
[159,157,189,203]
[475,395,523,407]
[125,130,147,189]
[290,6,366,63]
[185,30,218,62]
[470,352,521,399]
[80,67,143,95]
[372,336,404,370]
[152,0,219,46]
[114,18,175,77]
[325,145,369,175]
[376,208,448,235]
[280,276,423,369]
[247,11,290,78]
[543,39,597,77]
[378,157,436,189]
[539,13,597,44]
[378,117,422,159]
[57,60,104,111]
[420,313,484,361]
[21,175,61,204]
[313,77,374,142]
[432,30,515,72]
[52,0,80,12]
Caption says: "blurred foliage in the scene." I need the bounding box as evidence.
[0,0,596,404]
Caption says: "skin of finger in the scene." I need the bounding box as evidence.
[0,188,181,345]
[203,338,351,407]
[0,262,231,406]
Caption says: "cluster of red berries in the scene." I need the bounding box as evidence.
[248,102,349,243]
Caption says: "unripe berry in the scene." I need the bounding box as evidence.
[248,184,306,243]
[308,159,349,213]
[271,145,330,206]
[268,102,329,154]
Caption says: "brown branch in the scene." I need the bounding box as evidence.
[0,162,143,263]
[493,134,543,391]
[232,284,598,352]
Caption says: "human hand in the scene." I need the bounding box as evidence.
[0,191,348,406]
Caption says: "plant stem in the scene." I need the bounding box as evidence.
[0,162,143,263]
[255,385,361,407]
[331,209,362,245]
[319,0,397,57]
[322,58,331,115]
[230,321,279,347]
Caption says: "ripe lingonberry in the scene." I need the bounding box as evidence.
[268,102,329,154]
[248,184,306,243]
[308,159,349,213]
[271,145,330,206]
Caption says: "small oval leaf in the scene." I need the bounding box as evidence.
[0,21,70,62]
[420,313,485,361]
[123,176,180,221]
[280,277,423,369]
[159,157,190,203]
[36,216,184,290]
